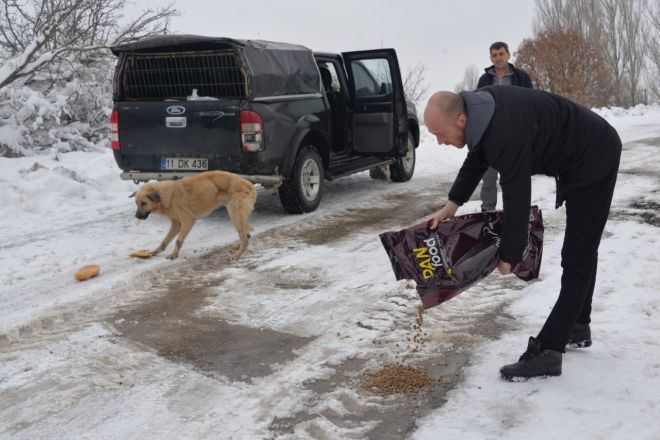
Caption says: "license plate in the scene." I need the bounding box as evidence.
[161,158,208,171]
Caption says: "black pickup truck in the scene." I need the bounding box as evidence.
[110,35,419,213]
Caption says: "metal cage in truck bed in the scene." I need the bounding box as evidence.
[111,35,322,101]
[120,50,246,100]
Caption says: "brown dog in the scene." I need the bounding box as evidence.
[132,171,257,260]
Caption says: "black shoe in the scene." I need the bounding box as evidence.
[500,337,562,381]
[567,323,592,348]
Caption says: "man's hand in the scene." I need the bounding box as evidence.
[430,201,459,229]
[497,260,512,275]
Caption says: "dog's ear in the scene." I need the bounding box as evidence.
[129,191,136,198]
[147,191,161,203]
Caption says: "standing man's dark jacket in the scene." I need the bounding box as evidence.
[448,86,621,265]
[477,63,532,89]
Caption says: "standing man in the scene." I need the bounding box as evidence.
[476,42,533,212]
[423,87,621,380]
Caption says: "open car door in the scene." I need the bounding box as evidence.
[342,49,407,156]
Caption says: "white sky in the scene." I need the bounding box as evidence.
[136,0,536,97]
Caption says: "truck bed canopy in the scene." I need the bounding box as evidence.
[111,34,321,99]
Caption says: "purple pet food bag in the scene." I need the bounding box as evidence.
[380,206,543,308]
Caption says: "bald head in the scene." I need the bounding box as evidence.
[425,91,465,120]
[424,91,467,149]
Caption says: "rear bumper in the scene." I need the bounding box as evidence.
[120,171,283,186]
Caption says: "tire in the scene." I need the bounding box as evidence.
[279,146,324,213]
[390,131,416,182]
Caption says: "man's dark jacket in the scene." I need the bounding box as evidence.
[448,86,621,265]
[477,63,532,88]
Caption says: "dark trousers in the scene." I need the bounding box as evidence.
[537,164,620,352]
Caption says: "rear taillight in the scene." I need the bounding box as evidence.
[240,110,264,152]
[110,110,120,151]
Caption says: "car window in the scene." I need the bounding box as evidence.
[318,61,342,92]
[350,58,392,97]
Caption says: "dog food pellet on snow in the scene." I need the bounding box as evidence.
[360,305,437,395]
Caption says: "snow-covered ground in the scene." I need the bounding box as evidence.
[1,106,659,439]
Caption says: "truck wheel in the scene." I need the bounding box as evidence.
[279,146,324,213]
[390,131,416,182]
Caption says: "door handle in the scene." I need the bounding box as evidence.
[166,117,187,128]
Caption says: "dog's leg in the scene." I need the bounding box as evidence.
[226,200,253,261]
[167,218,195,260]
[152,219,181,256]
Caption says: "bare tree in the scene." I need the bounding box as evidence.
[0,0,178,89]
[402,62,429,108]
[516,28,613,107]
[646,0,660,100]
[600,0,626,105]
[619,0,648,105]
[533,0,605,40]
[532,0,653,106]
[599,0,648,106]
[453,64,480,92]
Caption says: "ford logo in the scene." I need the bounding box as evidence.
[166,105,186,115]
